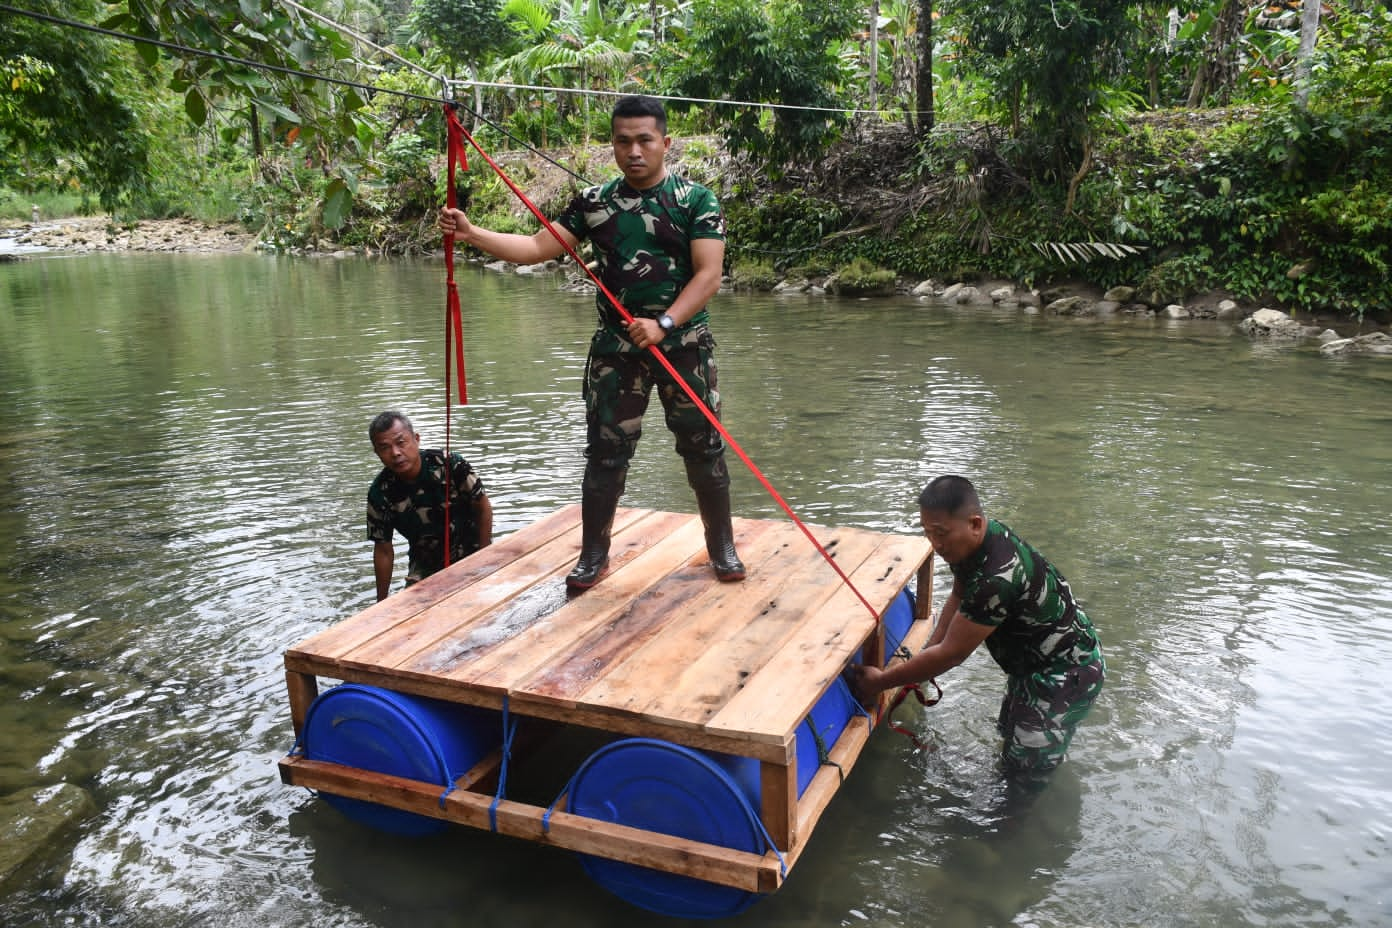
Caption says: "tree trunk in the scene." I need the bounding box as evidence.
[869,0,880,111]
[1186,0,1245,106]
[1293,0,1322,108]
[914,0,933,138]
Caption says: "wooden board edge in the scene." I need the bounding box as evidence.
[278,756,783,892]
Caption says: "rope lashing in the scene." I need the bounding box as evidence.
[488,695,518,832]
[443,109,879,621]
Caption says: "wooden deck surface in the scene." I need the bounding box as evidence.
[285,504,931,761]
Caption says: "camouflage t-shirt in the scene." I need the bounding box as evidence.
[557,172,725,354]
[366,449,486,582]
[951,519,1101,678]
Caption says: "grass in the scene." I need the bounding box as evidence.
[0,188,91,223]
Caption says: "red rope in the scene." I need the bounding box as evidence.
[446,110,880,620]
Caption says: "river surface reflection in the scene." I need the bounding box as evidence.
[1,253,1389,927]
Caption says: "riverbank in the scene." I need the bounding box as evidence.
[7,213,1388,355]
[0,216,255,256]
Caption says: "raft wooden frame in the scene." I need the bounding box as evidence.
[279,504,934,894]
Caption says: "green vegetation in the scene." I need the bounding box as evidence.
[2,0,1391,317]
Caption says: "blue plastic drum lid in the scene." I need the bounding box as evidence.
[567,738,766,919]
[300,683,502,836]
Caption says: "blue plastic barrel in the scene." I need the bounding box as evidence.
[567,587,917,916]
[566,738,767,918]
[568,679,871,917]
[299,683,501,836]
[882,586,917,657]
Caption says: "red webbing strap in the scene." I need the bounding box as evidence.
[444,105,469,407]
[449,119,880,621]
[885,679,942,750]
[441,104,472,568]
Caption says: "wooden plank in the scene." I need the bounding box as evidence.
[577,524,881,736]
[760,759,798,852]
[277,756,782,892]
[339,509,620,672]
[418,509,705,693]
[286,505,584,665]
[782,715,872,873]
[705,533,929,742]
[285,670,319,738]
[516,517,787,709]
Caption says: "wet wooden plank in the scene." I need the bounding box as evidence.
[429,509,708,693]
[285,505,584,667]
[579,525,885,734]
[704,532,930,743]
[277,756,783,892]
[515,517,788,709]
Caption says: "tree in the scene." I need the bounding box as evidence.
[664,0,860,169]
[492,0,643,142]
[915,0,933,135]
[947,0,1136,175]
[412,0,512,126]
[111,0,383,228]
[0,0,150,211]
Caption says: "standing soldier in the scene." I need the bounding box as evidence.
[439,94,743,591]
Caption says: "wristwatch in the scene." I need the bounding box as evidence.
[657,313,676,333]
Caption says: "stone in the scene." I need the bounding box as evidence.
[1286,259,1318,280]
[1094,300,1121,315]
[1215,300,1245,320]
[1320,332,1392,357]
[1162,304,1191,319]
[773,278,810,293]
[0,783,95,890]
[990,286,1015,303]
[940,282,965,303]
[1103,285,1136,302]
[910,279,937,297]
[1045,296,1095,316]
[1238,307,1322,338]
[952,285,983,305]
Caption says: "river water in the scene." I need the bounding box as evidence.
[1,253,1388,927]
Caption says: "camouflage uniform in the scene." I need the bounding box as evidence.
[366,449,486,585]
[556,173,726,469]
[951,519,1106,776]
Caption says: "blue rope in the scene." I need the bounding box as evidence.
[488,696,517,832]
[543,764,586,834]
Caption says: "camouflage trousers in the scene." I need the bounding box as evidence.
[582,328,725,470]
[997,649,1105,778]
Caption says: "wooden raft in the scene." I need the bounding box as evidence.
[280,504,934,893]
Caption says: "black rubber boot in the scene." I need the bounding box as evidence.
[686,458,746,582]
[566,465,626,592]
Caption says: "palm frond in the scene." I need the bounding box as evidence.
[1031,241,1146,264]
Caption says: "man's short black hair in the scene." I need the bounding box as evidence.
[919,475,982,516]
[611,94,667,134]
[369,410,413,439]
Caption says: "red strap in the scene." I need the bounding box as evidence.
[441,104,473,568]
[449,118,881,621]
[444,105,469,407]
[885,680,942,750]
